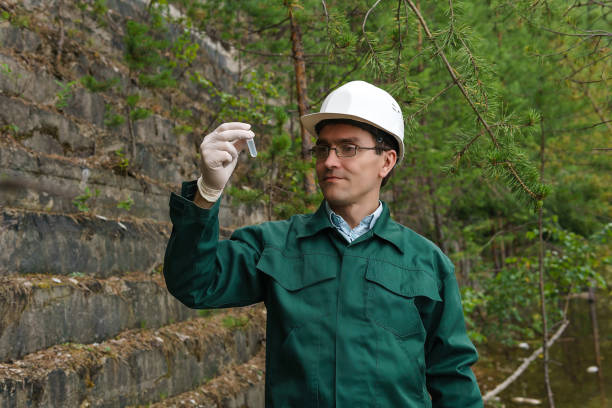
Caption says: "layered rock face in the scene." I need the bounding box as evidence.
[0,1,266,406]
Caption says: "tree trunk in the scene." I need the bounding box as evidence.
[288,4,316,195]
[539,117,555,408]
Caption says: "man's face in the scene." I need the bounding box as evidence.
[315,123,396,209]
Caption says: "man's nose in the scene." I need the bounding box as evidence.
[323,147,342,167]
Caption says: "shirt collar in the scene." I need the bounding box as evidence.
[325,201,382,242]
[295,200,404,254]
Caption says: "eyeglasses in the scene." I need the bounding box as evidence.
[310,144,388,160]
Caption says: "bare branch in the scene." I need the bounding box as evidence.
[537,26,612,38]
[321,0,329,22]
[395,0,402,75]
[482,320,570,402]
[248,17,290,34]
[570,77,612,84]
[363,0,384,33]
[235,47,327,59]
[310,56,366,107]
[565,51,612,80]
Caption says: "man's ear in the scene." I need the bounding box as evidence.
[379,149,397,178]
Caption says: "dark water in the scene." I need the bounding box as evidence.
[493,293,611,407]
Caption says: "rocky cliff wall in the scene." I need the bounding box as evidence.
[0,1,266,406]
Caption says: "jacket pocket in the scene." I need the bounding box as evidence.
[257,247,338,290]
[257,247,338,323]
[365,259,441,338]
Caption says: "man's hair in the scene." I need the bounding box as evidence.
[314,118,398,187]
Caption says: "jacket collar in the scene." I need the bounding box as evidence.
[295,201,334,239]
[296,201,404,254]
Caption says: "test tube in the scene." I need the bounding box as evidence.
[247,138,257,157]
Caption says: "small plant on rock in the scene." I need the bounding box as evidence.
[104,105,126,128]
[81,75,118,93]
[114,148,130,173]
[73,187,100,213]
[117,197,134,211]
[55,80,77,111]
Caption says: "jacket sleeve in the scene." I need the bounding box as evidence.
[163,180,265,309]
[425,253,483,408]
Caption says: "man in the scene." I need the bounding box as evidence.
[163,81,483,407]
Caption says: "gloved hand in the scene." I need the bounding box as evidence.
[197,122,254,202]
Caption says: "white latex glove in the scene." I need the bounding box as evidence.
[197,122,254,202]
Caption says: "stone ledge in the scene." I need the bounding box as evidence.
[0,209,170,277]
[0,142,176,220]
[145,348,265,408]
[0,272,201,362]
[0,306,266,408]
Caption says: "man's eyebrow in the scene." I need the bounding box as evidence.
[316,137,358,145]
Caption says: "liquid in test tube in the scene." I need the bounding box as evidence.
[247,138,257,157]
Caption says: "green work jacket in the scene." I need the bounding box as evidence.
[164,181,483,408]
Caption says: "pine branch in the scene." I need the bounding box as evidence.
[362,0,385,76]
[404,0,544,201]
[410,81,455,119]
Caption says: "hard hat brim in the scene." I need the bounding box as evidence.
[300,112,404,163]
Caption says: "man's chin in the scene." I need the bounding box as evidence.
[322,192,350,208]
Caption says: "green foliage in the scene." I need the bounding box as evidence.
[104,105,126,128]
[92,0,108,15]
[171,29,199,69]
[73,187,100,213]
[123,3,199,90]
[221,315,249,329]
[55,80,77,110]
[124,20,168,71]
[138,69,176,88]
[170,107,192,121]
[173,124,193,135]
[126,94,151,121]
[114,148,130,172]
[130,107,152,121]
[468,219,609,345]
[0,63,11,76]
[80,75,118,92]
[117,197,134,211]
[1,124,19,136]
[126,94,140,109]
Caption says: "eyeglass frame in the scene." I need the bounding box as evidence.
[309,143,391,160]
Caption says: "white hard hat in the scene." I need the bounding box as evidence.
[300,80,405,163]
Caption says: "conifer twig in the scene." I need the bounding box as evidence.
[404,0,543,201]
[362,0,385,76]
[410,81,455,119]
[448,0,488,110]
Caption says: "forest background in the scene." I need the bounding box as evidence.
[123,0,612,406]
[176,0,612,406]
[2,0,610,406]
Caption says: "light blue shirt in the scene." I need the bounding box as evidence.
[325,201,383,243]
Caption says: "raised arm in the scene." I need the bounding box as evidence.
[163,122,264,309]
